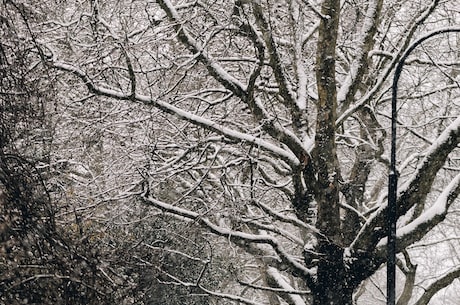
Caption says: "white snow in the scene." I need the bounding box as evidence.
[397,173,460,239]
[337,0,380,104]
[52,61,300,167]
[296,55,308,110]
[399,115,460,194]
[267,267,307,305]
[377,172,460,248]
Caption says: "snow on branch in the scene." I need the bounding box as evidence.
[375,172,460,252]
[393,173,460,249]
[298,0,329,20]
[337,0,382,107]
[157,0,308,163]
[251,1,297,107]
[266,267,307,305]
[336,0,443,126]
[398,115,460,214]
[257,201,322,236]
[141,194,315,280]
[141,95,300,166]
[157,0,247,98]
[52,61,300,167]
[350,115,460,252]
[157,267,266,305]
[253,97,308,158]
[238,276,310,295]
[244,220,305,246]
[413,265,460,305]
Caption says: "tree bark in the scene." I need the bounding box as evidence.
[312,243,354,305]
[311,0,355,304]
[314,0,341,240]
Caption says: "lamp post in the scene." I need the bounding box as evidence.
[387,27,460,305]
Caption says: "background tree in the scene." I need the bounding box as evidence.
[1,0,460,304]
[0,2,139,304]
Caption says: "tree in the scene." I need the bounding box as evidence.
[3,0,460,304]
[0,2,140,303]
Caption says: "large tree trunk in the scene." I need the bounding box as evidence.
[312,0,350,303]
[311,242,354,305]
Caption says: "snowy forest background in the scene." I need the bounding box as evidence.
[1,0,459,304]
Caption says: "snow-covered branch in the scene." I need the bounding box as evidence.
[413,266,460,305]
[244,220,305,246]
[266,267,307,305]
[337,0,382,108]
[238,275,310,295]
[351,115,460,252]
[398,115,460,216]
[336,0,442,125]
[157,0,247,98]
[157,0,308,162]
[251,1,297,107]
[51,61,300,167]
[141,194,315,281]
[394,173,460,250]
[256,201,322,236]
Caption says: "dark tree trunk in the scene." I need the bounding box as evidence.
[310,0,359,303]
[311,242,354,305]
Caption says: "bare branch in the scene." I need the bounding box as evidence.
[351,116,460,252]
[336,0,442,126]
[141,194,315,282]
[266,267,308,305]
[51,61,300,167]
[413,266,460,305]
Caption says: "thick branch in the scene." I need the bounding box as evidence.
[370,173,460,268]
[396,251,417,305]
[266,267,307,305]
[336,0,441,126]
[52,61,300,167]
[337,0,383,110]
[351,115,460,252]
[398,116,460,217]
[394,172,460,250]
[141,194,315,284]
[413,266,460,305]
[314,0,341,239]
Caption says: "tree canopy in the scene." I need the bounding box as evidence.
[1,0,460,304]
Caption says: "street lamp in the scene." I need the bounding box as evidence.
[387,27,460,305]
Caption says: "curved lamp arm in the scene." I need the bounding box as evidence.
[387,27,460,305]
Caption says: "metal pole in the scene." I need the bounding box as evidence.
[387,27,460,305]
